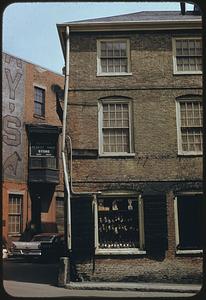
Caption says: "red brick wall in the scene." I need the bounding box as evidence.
[3,54,65,244]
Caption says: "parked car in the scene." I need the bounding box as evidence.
[10,233,66,262]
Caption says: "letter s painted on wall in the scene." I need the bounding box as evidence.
[3,115,21,146]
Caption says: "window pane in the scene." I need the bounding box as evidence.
[177,195,203,250]
[175,39,202,72]
[179,100,202,152]
[100,40,128,73]
[98,198,139,249]
[34,87,45,116]
[102,103,130,153]
[8,194,23,234]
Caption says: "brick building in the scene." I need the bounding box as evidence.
[57,7,203,283]
[2,53,65,246]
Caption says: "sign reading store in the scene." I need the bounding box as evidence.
[31,141,56,157]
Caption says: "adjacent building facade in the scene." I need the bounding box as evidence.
[2,53,65,246]
[57,8,203,283]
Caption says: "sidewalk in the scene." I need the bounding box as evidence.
[65,281,202,294]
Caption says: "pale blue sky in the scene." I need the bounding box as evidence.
[3,2,193,74]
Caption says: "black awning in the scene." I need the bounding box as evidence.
[26,124,62,135]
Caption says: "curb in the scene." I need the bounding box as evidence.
[65,282,202,294]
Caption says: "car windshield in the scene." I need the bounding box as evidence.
[32,235,54,242]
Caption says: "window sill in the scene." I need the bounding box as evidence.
[173,71,202,75]
[99,153,135,158]
[95,248,146,255]
[176,249,203,255]
[97,72,132,77]
[8,234,21,237]
[177,152,202,156]
[33,114,45,120]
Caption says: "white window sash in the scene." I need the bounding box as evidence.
[8,194,23,235]
[172,37,202,75]
[97,39,131,76]
[98,99,133,156]
[94,194,145,255]
[176,98,202,155]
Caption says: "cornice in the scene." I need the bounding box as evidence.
[58,19,202,33]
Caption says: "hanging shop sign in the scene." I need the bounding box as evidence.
[30,142,56,157]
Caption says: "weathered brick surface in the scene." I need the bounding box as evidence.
[74,257,202,283]
[66,29,203,282]
[69,31,202,89]
[2,53,64,243]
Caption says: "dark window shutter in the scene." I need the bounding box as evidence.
[144,195,168,256]
[71,197,94,259]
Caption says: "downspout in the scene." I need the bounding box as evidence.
[61,26,101,278]
[62,25,71,251]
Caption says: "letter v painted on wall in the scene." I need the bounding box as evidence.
[5,68,22,100]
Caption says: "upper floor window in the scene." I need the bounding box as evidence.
[98,99,134,156]
[34,86,45,117]
[173,37,202,74]
[176,97,202,155]
[8,194,23,235]
[97,39,131,76]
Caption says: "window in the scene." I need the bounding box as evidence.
[97,39,131,75]
[173,38,202,74]
[176,98,202,155]
[56,197,64,233]
[8,194,23,235]
[34,86,45,117]
[174,194,203,252]
[95,195,145,254]
[99,99,133,156]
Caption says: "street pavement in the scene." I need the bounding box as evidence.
[3,281,199,298]
[2,258,202,298]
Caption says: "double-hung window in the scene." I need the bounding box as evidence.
[173,37,202,74]
[97,39,131,75]
[95,194,145,254]
[99,99,133,156]
[34,86,45,117]
[8,194,23,235]
[176,97,203,155]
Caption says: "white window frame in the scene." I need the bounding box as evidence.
[176,97,202,156]
[94,193,145,255]
[172,37,202,75]
[97,38,132,76]
[174,192,203,254]
[98,98,135,157]
[8,193,23,236]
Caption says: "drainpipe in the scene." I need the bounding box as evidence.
[61,26,101,282]
[62,25,71,251]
